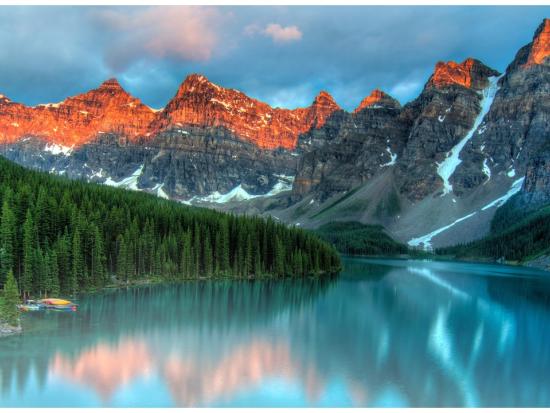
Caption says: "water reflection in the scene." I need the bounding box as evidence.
[51,339,152,402]
[1,259,550,407]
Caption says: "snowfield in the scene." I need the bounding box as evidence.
[436,75,502,196]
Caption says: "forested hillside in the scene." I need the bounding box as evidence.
[0,156,340,298]
[436,196,550,262]
[315,222,408,256]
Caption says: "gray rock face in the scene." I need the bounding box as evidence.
[513,143,550,211]
[453,22,550,196]
[0,126,297,202]
[395,60,500,201]
[292,59,500,203]
[292,105,408,201]
[141,127,296,199]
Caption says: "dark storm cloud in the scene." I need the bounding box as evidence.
[0,6,547,111]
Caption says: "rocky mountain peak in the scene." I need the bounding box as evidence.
[0,78,156,147]
[0,93,11,104]
[98,77,123,90]
[177,73,220,95]
[427,58,499,90]
[354,89,400,113]
[151,75,342,150]
[312,91,338,107]
[526,18,550,66]
[307,91,341,126]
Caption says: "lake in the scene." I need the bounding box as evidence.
[1,257,550,407]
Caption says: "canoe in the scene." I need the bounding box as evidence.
[17,304,42,312]
[40,298,72,306]
[49,304,78,312]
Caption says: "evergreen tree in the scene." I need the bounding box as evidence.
[70,228,83,296]
[204,231,213,277]
[48,250,60,296]
[22,210,36,300]
[35,247,47,297]
[244,233,253,276]
[220,220,230,274]
[0,196,16,286]
[181,231,193,278]
[274,235,285,277]
[254,246,262,276]
[116,234,128,282]
[1,270,21,327]
[90,225,106,288]
[193,222,201,276]
[55,232,71,294]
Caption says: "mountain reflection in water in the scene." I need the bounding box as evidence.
[1,259,550,407]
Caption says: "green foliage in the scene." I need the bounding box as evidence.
[0,156,340,296]
[315,221,408,256]
[1,270,20,327]
[437,201,550,261]
[0,194,16,286]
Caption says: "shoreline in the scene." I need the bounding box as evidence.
[0,321,22,338]
[342,253,550,273]
[94,269,342,293]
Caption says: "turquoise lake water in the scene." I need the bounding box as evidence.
[1,257,550,407]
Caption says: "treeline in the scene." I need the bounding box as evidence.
[0,156,340,298]
[315,221,408,256]
[437,197,550,261]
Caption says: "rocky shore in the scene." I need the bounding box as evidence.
[0,321,22,338]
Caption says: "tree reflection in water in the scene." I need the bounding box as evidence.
[1,260,550,407]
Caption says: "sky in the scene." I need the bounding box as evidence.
[0,6,547,111]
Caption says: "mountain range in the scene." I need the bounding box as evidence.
[1,18,549,250]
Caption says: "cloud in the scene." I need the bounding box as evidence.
[264,23,302,43]
[96,6,226,70]
[245,23,302,44]
[0,6,547,111]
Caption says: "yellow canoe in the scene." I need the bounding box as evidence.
[41,298,72,306]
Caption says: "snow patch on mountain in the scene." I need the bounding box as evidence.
[152,183,170,199]
[438,107,452,123]
[481,177,524,211]
[380,147,397,167]
[36,100,66,109]
[482,159,491,182]
[104,165,144,191]
[194,185,258,203]
[191,175,294,204]
[436,75,502,196]
[44,143,73,156]
[409,176,524,250]
[408,212,478,250]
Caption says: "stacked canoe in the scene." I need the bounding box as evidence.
[40,298,78,311]
[18,298,78,312]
